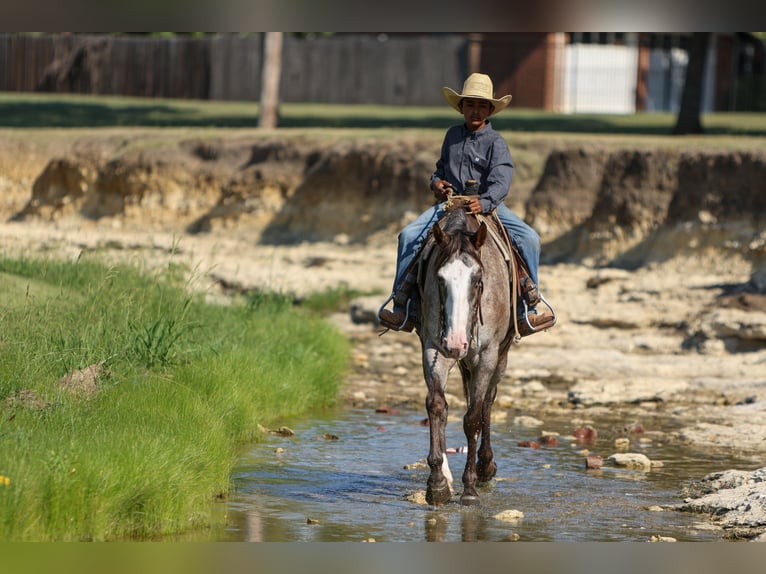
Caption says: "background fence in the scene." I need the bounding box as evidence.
[0,33,469,106]
[0,33,763,112]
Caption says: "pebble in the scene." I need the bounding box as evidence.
[517,441,540,449]
[648,535,677,542]
[607,452,653,470]
[514,415,544,428]
[493,509,525,523]
[573,426,598,441]
[585,455,603,469]
[614,437,630,449]
[496,395,514,408]
[406,490,428,505]
[537,435,558,447]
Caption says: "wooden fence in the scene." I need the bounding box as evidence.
[0,33,469,106]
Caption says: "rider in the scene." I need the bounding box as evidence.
[378,72,555,337]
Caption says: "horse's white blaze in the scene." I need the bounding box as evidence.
[438,257,478,358]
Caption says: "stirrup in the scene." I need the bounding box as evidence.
[519,294,557,333]
[377,295,413,332]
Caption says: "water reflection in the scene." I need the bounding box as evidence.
[213,407,749,542]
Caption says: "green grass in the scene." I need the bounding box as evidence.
[1,92,766,137]
[0,255,349,540]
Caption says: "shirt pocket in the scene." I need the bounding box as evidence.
[470,154,489,170]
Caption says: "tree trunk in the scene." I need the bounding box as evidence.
[258,32,283,129]
[673,33,711,135]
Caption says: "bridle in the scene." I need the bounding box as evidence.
[435,238,485,353]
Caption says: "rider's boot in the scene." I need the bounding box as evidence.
[378,271,418,332]
[515,262,556,337]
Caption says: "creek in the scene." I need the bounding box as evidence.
[199,405,750,542]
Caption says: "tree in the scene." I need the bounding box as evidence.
[258,32,283,129]
[673,32,712,135]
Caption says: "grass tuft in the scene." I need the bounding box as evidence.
[0,253,348,540]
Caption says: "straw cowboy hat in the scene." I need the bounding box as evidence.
[441,73,512,116]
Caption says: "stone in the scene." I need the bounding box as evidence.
[493,509,525,523]
[607,453,653,470]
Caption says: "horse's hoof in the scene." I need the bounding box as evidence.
[460,493,481,506]
[477,462,497,483]
[426,483,452,506]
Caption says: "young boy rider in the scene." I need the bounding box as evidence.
[378,72,555,337]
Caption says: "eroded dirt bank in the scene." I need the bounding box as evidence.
[1,130,765,539]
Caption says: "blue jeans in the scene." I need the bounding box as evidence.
[391,202,541,295]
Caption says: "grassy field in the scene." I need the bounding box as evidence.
[0,254,351,541]
[1,91,765,137]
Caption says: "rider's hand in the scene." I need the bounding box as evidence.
[465,197,482,215]
[431,179,452,201]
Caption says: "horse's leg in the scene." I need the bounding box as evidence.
[423,345,454,506]
[478,350,510,482]
[458,361,485,506]
[477,382,498,483]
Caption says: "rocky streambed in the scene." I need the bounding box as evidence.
[0,129,764,539]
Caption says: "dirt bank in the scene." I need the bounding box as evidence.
[1,129,765,538]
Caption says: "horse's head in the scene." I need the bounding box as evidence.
[430,211,487,359]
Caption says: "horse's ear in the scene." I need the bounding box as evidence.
[473,222,488,249]
[434,222,447,247]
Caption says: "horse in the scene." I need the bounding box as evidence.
[417,206,515,506]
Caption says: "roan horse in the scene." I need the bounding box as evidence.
[417,206,515,506]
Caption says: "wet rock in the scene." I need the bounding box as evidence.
[514,415,544,428]
[677,467,766,540]
[496,394,514,408]
[607,453,654,470]
[614,437,630,449]
[517,441,540,449]
[493,509,525,523]
[537,435,558,447]
[258,424,295,437]
[406,490,428,505]
[585,455,603,469]
[375,405,400,414]
[648,535,677,542]
[573,426,598,442]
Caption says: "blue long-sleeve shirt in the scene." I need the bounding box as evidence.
[430,121,514,213]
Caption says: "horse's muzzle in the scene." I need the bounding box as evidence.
[441,332,470,359]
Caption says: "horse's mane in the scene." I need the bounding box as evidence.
[433,209,483,269]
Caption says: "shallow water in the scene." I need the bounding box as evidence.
[207,406,747,542]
